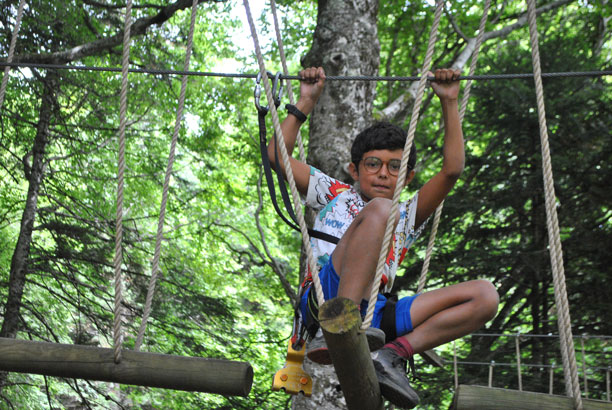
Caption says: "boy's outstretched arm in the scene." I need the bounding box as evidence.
[267,67,326,197]
[415,68,465,227]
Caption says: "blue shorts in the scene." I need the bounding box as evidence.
[300,258,419,336]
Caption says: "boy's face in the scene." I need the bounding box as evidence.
[348,149,415,202]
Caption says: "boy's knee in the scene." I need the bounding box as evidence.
[363,197,399,224]
[470,280,498,322]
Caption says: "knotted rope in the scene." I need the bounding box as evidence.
[243,0,324,307]
[0,0,26,110]
[134,0,199,351]
[113,0,133,364]
[363,0,444,329]
[417,0,491,293]
[526,0,582,407]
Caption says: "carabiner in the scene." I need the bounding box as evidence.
[254,71,284,114]
[271,71,283,108]
[254,71,270,114]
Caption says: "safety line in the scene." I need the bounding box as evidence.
[470,332,612,339]
[449,360,611,372]
[0,62,610,81]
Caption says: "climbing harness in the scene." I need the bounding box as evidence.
[255,72,340,245]
[255,71,332,395]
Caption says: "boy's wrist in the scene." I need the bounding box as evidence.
[439,97,459,109]
[438,95,458,102]
[286,104,308,123]
[296,98,316,116]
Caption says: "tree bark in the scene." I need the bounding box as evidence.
[0,71,57,390]
[294,1,379,408]
[302,0,380,181]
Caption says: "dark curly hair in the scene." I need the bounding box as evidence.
[350,121,417,170]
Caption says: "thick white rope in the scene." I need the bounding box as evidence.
[269,0,307,163]
[0,0,26,110]
[417,0,492,294]
[243,0,324,307]
[526,0,582,407]
[363,0,444,329]
[134,0,199,351]
[113,0,132,364]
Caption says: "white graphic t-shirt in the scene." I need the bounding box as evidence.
[305,166,427,293]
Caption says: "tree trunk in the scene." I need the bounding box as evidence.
[294,1,379,408]
[301,0,380,181]
[0,70,57,390]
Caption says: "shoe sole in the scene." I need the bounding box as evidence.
[306,329,386,365]
[306,346,333,365]
[373,361,419,409]
[378,381,419,409]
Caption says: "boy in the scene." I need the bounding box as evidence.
[268,67,499,408]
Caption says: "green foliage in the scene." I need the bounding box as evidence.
[395,3,612,406]
[1,0,611,408]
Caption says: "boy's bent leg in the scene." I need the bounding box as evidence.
[331,197,399,305]
[373,281,497,409]
[399,280,499,353]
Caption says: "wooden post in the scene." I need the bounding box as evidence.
[319,297,383,410]
[453,340,459,389]
[550,363,556,395]
[0,337,253,396]
[582,336,589,398]
[606,367,610,402]
[515,333,523,391]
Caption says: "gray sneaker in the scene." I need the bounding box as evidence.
[372,347,419,409]
[306,327,386,365]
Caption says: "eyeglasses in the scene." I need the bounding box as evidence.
[361,156,406,176]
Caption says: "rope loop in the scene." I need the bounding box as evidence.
[133,0,200,352]
[362,0,445,329]
[113,0,133,365]
[525,0,582,407]
[417,0,491,294]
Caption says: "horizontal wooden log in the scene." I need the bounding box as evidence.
[320,297,384,410]
[453,385,612,410]
[0,337,252,396]
[420,349,445,368]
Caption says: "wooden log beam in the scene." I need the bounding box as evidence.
[319,297,384,410]
[452,385,612,410]
[420,349,445,368]
[0,337,253,396]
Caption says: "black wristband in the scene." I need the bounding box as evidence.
[285,104,307,123]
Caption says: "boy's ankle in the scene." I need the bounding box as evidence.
[383,337,414,359]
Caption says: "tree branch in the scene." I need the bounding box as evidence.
[9,0,225,65]
[379,0,576,122]
[445,4,468,42]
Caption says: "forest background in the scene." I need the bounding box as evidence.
[0,0,610,409]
